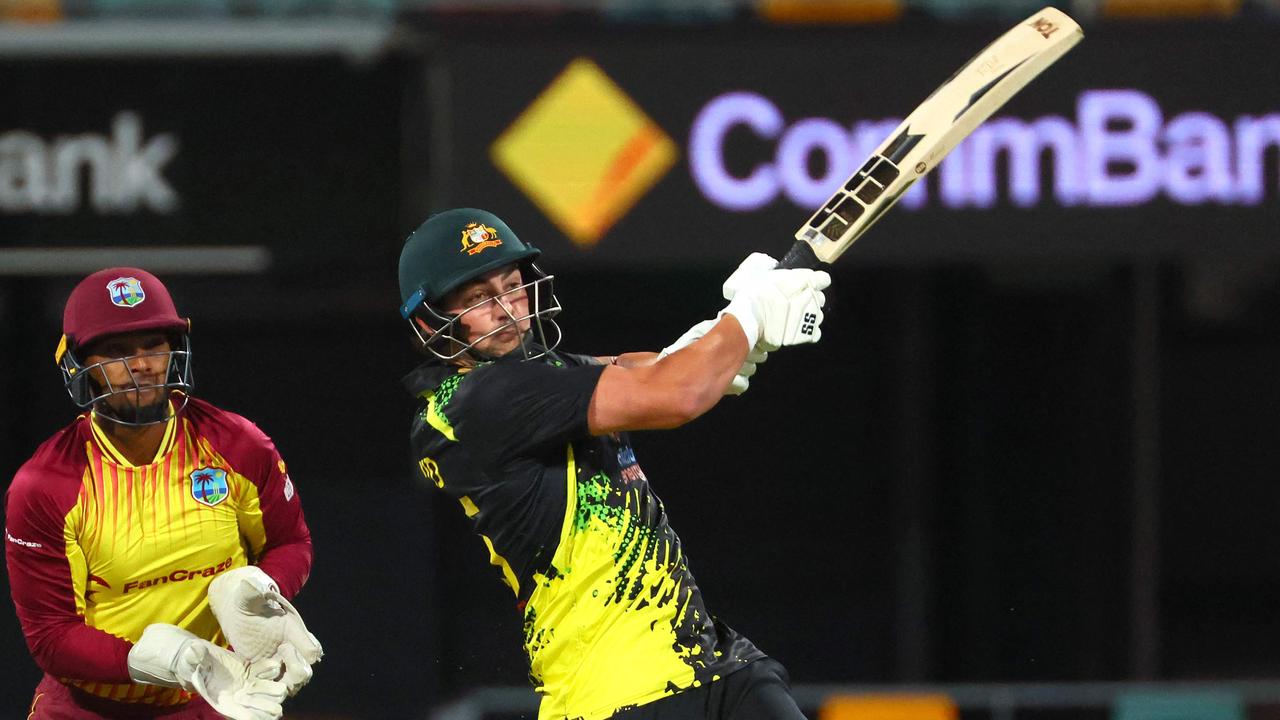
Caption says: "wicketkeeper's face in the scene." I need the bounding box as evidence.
[81,331,175,420]
[441,264,532,358]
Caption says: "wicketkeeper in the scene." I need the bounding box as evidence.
[5,267,323,719]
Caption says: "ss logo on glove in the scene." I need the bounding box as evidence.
[800,313,817,336]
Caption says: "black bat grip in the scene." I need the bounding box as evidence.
[776,240,824,270]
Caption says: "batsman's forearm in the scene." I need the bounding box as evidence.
[591,352,660,368]
[614,352,659,368]
[653,317,749,420]
[587,318,749,434]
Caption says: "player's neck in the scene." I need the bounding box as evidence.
[93,415,168,466]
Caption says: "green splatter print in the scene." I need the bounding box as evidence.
[432,374,464,423]
[573,471,657,606]
[573,473,615,531]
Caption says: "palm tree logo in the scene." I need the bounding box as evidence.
[106,277,146,308]
[189,468,229,507]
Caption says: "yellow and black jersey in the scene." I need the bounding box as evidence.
[404,352,763,720]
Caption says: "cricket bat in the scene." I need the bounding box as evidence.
[778,6,1083,269]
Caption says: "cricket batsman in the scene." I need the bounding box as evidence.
[399,208,828,720]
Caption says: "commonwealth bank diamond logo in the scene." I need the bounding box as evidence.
[491,58,677,248]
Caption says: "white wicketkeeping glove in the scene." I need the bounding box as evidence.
[659,319,767,396]
[208,566,323,697]
[128,623,287,720]
[720,268,830,350]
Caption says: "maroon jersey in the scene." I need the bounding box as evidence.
[5,395,312,710]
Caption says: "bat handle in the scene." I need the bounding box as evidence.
[776,240,824,270]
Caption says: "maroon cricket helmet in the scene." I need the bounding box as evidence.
[59,267,190,359]
[56,267,195,420]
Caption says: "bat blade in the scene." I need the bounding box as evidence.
[779,6,1083,269]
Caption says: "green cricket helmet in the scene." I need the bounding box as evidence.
[398,208,562,361]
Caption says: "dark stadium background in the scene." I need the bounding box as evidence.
[3,6,1280,719]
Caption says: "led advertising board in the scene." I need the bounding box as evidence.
[430,24,1280,267]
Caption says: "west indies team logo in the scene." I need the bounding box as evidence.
[106,276,146,308]
[459,222,503,256]
[190,467,230,507]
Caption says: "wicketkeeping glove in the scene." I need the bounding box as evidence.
[128,623,287,720]
[208,566,323,697]
[720,268,830,350]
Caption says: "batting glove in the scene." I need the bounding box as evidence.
[128,623,287,720]
[658,319,717,358]
[208,566,324,697]
[725,348,769,396]
[724,254,794,356]
[720,268,830,350]
[659,319,766,396]
[722,253,779,301]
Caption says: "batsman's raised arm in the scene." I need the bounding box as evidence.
[587,262,829,434]
[587,317,749,434]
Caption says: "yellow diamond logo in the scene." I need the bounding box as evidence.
[491,58,677,248]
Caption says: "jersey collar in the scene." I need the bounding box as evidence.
[88,401,179,467]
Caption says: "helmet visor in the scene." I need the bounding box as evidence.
[60,338,194,426]
[407,271,562,362]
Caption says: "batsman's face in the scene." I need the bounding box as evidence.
[443,265,532,357]
[83,331,173,420]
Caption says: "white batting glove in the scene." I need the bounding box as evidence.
[720,255,779,389]
[659,319,767,396]
[208,566,323,697]
[720,269,830,350]
[658,318,717,359]
[724,254,790,355]
[128,624,287,720]
[660,253,781,358]
[722,253,779,301]
[726,348,769,396]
